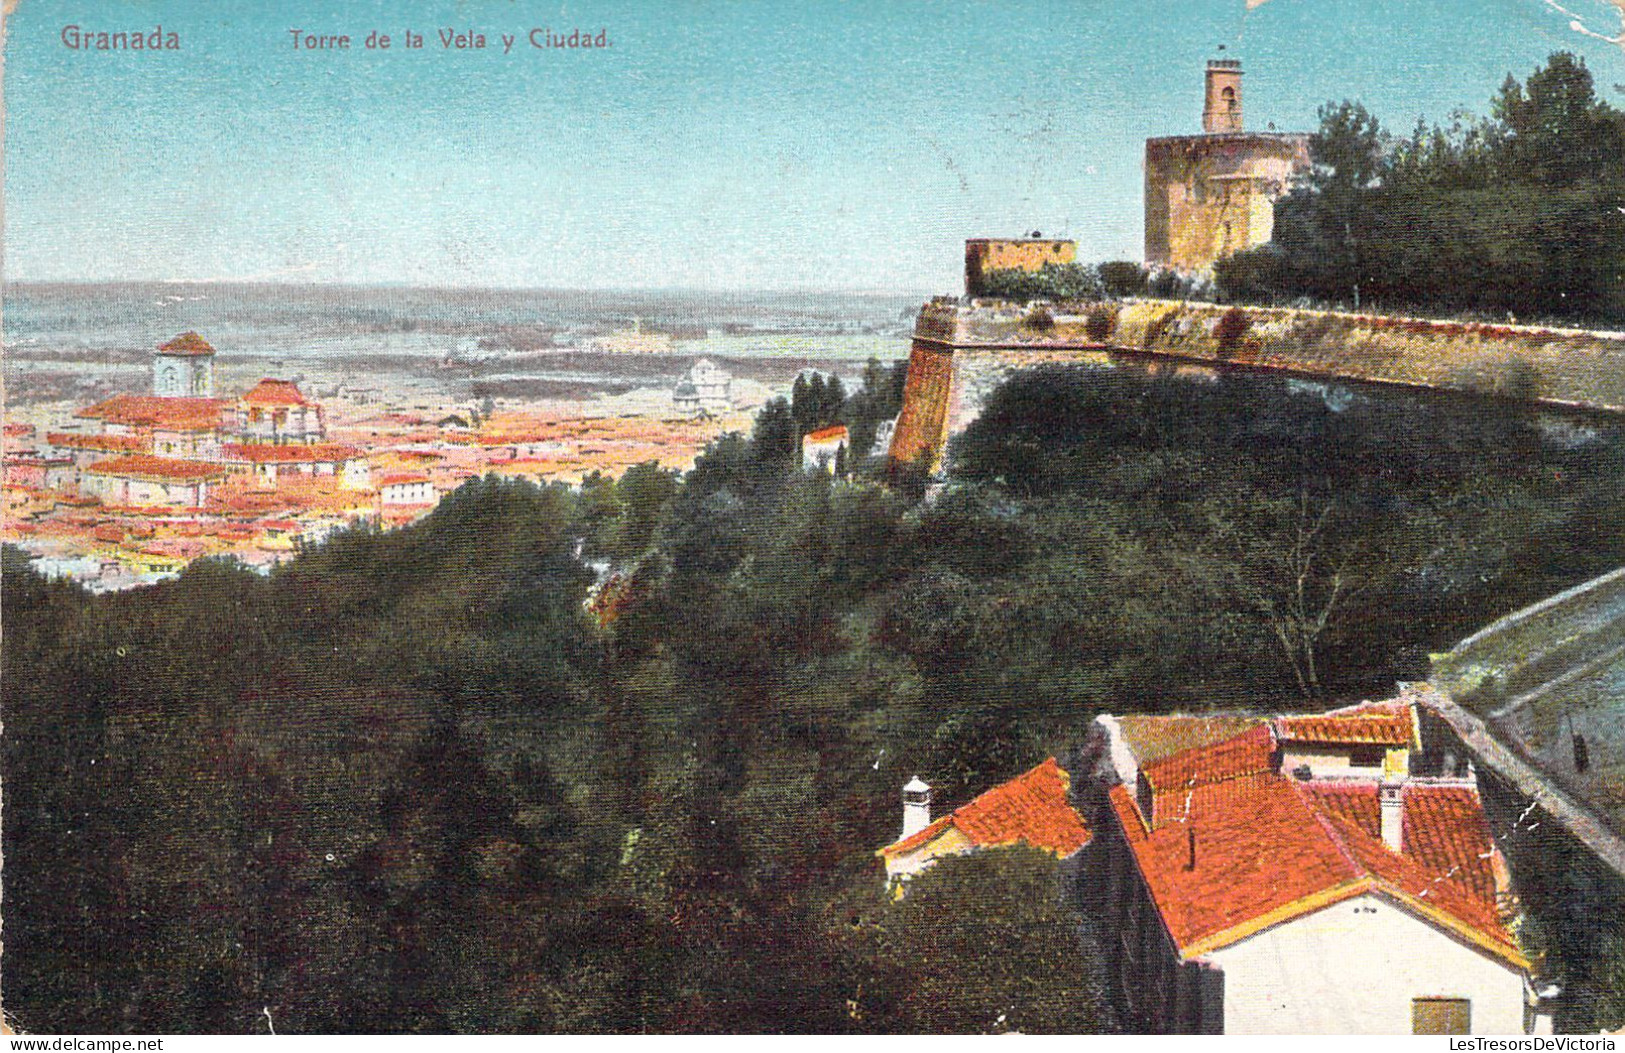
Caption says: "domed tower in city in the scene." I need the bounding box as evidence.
[152,331,216,398]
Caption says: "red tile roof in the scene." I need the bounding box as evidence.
[1109,763,1524,968]
[221,443,359,464]
[157,331,215,356]
[804,425,848,443]
[84,454,228,484]
[240,379,309,406]
[1138,724,1276,824]
[77,395,227,431]
[379,473,430,487]
[47,431,146,453]
[1113,714,1271,767]
[1276,700,1416,747]
[879,757,1092,860]
[1303,781,1501,911]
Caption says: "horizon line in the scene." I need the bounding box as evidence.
[1,277,945,299]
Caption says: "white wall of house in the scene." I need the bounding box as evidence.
[381,481,435,505]
[1204,892,1526,1034]
[83,475,207,506]
[1279,743,1389,779]
[881,826,975,882]
[153,429,220,459]
[342,461,371,490]
[1275,743,1412,781]
[46,464,80,491]
[239,404,323,443]
[802,438,845,473]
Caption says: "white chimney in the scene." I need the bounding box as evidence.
[1380,776,1404,852]
[901,776,932,839]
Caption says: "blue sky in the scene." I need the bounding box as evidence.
[4,0,1623,291]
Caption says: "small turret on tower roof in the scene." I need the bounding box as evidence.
[1203,59,1243,134]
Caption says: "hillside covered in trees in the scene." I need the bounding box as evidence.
[9,363,1625,1032]
[1216,52,1625,327]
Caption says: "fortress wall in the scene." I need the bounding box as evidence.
[888,340,956,471]
[888,298,1625,474]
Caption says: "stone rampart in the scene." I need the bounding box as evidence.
[887,298,1625,473]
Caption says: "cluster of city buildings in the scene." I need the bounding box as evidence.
[3,333,756,587]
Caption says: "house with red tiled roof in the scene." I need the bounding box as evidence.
[876,758,1092,886]
[1079,695,1554,1035]
[237,379,325,444]
[221,443,367,488]
[378,473,437,507]
[77,394,231,436]
[80,455,227,508]
[802,424,849,474]
[48,339,339,511]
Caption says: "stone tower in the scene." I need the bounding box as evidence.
[1203,59,1243,134]
[1144,60,1310,274]
[153,331,216,398]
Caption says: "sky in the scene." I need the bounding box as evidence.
[4,0,1624,292]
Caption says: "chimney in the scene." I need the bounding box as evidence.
[1203,59,1244,134]
[1379,775,1404,852]
[1184,824,1197,871]
[901,776,932,839]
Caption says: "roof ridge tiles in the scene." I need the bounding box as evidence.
[1290,778,1366,879]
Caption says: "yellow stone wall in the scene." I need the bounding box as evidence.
[1144,134,1310,274]
[889,298,1625,476]
[964,239,1077,296]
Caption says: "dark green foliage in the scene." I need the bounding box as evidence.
[841,358,908,462]
[836,847,1110,1033]
[1216,53,1625,325]
[1023,305,1056,333]
[978,262,1103,303]
[751,396,797,466]
[1084,306,1117,342]
[1591,934,1625,1032]
[791,370,845,439]
[1096,261,1149,299]
[951,365,1625,700]
[1147,267,1208,300]
[1213,244,1291,305]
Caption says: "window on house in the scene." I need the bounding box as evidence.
[1412,998,1470,1034]
[1351,745,1385,768]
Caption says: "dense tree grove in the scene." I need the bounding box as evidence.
[1215,53,1625,326]
[8,361,1625,1032]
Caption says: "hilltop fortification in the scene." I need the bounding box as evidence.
[887,298,1625,474]
[1144,60,1310,275]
